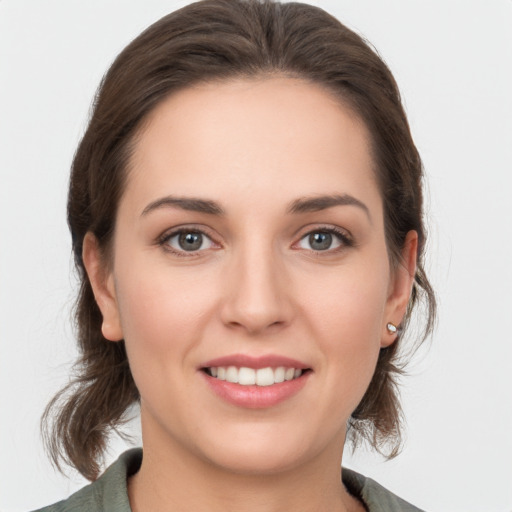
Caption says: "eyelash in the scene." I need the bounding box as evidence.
[157,225,353,257]
[157,226,219,257]
[294,226,353,254]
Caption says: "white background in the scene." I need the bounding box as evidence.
[1,1,511,511]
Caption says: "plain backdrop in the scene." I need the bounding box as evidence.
[1,1,511,511]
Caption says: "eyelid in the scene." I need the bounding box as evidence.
[157,224,222,256]
[292,224,354,252]
[155,223,353,256]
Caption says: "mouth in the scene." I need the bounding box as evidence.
[200,355,311,408]
[202,366,308,386]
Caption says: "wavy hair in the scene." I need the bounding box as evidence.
[42,0,436,480]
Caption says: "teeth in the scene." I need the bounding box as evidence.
[238,367,255,385]
[226,366,238,383]
[274,367,285,383]
[256,367,274,386]
[208,366,304,386]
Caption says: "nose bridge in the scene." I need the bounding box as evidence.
[221,232,290,333]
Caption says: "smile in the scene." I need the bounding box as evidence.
[205,366,304,386]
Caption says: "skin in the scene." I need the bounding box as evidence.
[84,77,417,512]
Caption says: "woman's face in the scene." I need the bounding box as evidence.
[86,77,415,474]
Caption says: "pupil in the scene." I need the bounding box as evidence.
[179,232,202,251]
[309,232,332,250]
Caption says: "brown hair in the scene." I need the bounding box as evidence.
[42,0,436,480]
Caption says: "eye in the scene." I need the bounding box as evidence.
[163,230,215,253]
[296,228,350,252]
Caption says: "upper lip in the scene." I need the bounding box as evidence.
[201,354,310,370]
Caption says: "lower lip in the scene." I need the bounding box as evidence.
[202,371,310,409]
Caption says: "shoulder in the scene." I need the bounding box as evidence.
[342,468,425,512]
[30,449,142,512]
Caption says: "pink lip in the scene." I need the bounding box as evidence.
[199,353,311,409]
[201,371,310,409]
[201,353,309,370]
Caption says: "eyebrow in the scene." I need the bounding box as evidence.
[287,194,371,220]
[141,193,370,220]
[141,196,225,217]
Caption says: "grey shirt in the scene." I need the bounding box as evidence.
[33,449,424,512]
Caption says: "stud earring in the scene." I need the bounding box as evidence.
[386,322,398,334]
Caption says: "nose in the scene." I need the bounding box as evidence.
[220,242,293,335]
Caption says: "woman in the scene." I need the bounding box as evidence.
[34,0,435,510]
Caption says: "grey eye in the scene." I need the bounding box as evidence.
[179,232,203,251]
[167,231,213,252]
[309,232,332,250]
[298,231,342,251]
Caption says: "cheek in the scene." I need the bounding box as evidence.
[300,259,389,395]
[304,260,389,340]
[114,260,219,367]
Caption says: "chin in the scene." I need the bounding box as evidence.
[206,445,309,476]
[194,425,335,476]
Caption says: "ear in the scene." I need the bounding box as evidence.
[381,230,418,348]
[82,232,123,342]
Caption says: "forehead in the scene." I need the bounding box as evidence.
[125,77,381,216]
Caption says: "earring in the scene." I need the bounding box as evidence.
[386,322,398,334]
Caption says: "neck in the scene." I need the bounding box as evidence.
[128,425,364,512]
